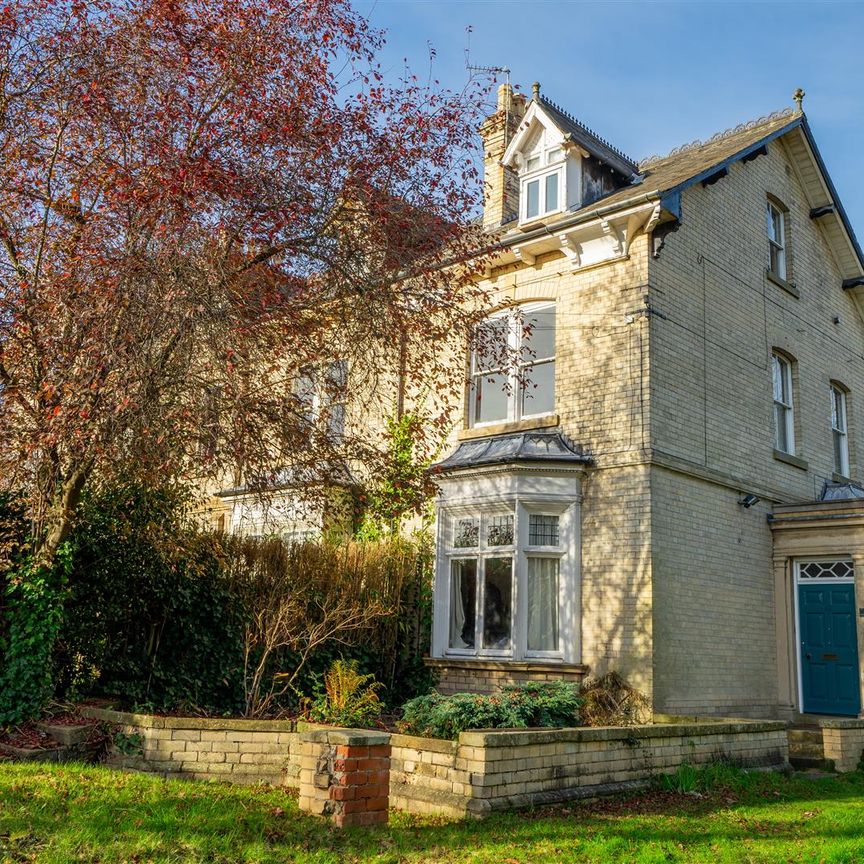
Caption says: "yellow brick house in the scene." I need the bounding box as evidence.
[426,81,864,722]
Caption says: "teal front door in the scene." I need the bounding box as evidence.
[799,578,861,716]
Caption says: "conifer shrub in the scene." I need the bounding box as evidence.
[397,681,582,739]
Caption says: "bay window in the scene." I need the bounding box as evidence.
[469,302,556,427]
[442,503,573,660]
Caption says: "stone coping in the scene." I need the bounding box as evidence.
[456,719,787,747]
[301,729,390,747]
[390,733,459,754]
[79,706,297,732]
[817,717,864,729]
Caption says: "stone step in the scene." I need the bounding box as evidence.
[788,728,823,744]
[789,755,835,772]
[788,727,823,751]
[789,742,825,758]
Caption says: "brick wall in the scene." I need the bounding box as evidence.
[645,136,864,717]
[428,659,587,696]
[298,729,391,827]
[81,707,300,786]
[651,468,777,716]
[80,708,788,817]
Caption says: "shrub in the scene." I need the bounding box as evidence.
[221,535,425,717]
[51,481,436,717]
[0,558,69,725]
[55,482,246,714]
[579,672,651,727]
[309,659,383,728]
[398,681,582,739]
[657,758,754,794]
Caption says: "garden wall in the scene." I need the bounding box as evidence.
[81,708,788,818]
[80,707,301,786]
[820,718,864,773]
[389,719,789,817]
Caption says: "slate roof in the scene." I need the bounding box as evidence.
[432,431,590,473]
[539,96,639,178]
[820,480,864,502]
[588,107,801,213]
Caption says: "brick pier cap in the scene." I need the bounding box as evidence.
[298,728,392,828]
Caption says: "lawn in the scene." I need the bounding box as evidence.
[2,761,864,863]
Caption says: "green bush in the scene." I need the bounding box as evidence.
[309,659,383,728]
[55,482,246,713]
[50,481,436,716]
[398,681,582,739]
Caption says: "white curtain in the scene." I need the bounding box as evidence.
[527,557,559,652]
[449,560,476,649]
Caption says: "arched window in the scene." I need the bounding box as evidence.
[831,382,850,477]
[469,302,556,427]
[772,351,795,454]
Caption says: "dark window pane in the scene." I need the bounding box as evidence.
[487,514,514,546]
[545,172,559,212]
[526,180,540,219]
[449,559,477,649]
[453,517,479,548]
[529,514,559,546]
[482,557,512,650]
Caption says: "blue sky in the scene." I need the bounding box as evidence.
[366,0,864,234]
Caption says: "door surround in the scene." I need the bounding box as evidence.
[794,558,859,716]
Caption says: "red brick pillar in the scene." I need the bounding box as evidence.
[298,729,391,827]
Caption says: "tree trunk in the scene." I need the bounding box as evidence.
[32,462,91,573]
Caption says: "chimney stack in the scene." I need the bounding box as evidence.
[480,83,527,231]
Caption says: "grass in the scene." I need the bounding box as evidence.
[3,761,864,863]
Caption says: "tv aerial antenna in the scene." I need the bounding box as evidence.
[464,26,510,88]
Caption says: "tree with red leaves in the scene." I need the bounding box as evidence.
[0,0,492,572]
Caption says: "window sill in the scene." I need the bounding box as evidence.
[766,268,799,298]
[773,449,809,471]
[832,472,854,484]
[426,657,587,674]
[459,415,559,441]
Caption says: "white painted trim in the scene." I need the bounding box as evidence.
[432,470,582,664]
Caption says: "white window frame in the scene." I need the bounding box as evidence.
[520,137,566,224]
[767,200,787,280]
[293,359,348,441]
[831,383,850,477]
[440,501,573,662]
[772,352,795,454]
[468,301,556,429]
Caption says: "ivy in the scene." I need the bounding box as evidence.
[0,549,70,725]
[357,413,434,540]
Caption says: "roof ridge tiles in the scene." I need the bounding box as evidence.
[639,107,798,169]
[539,96,638,169]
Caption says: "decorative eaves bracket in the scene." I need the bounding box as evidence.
[498,200,664,275]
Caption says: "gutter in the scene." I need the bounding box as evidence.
[490,190,666,254]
